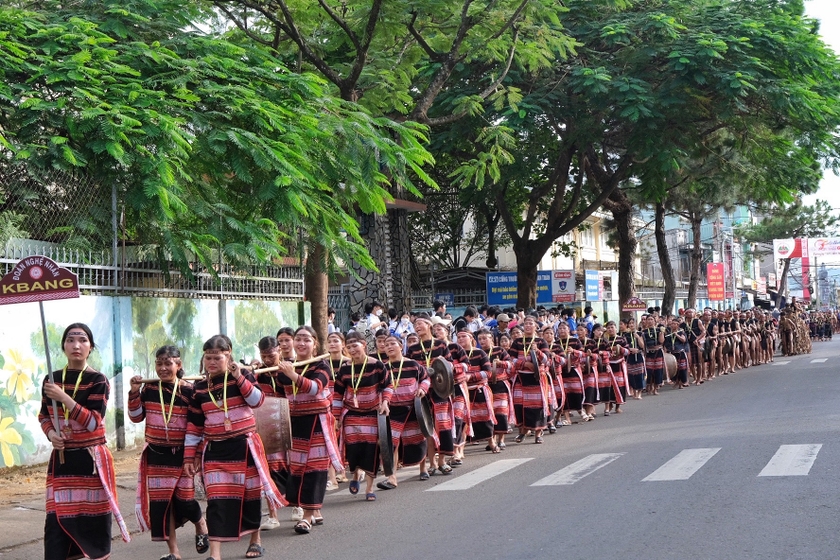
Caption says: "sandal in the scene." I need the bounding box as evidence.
[515,433,526,443]
[348,480,360,495]
[313,515,324,525]
[438,463,453,474]
[195,533,209,554]
[450,458,463,467]
[491,445,501,454]
[294,519,311,535]
[376,480,397,490]
[160,555,180,560]
[535,436,544,444]
[245,543,265,558]
[365,492,377,501]
[419,471,430,480]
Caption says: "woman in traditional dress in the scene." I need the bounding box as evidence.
[455,329,496,448]
[40,323,131,560]
[326,332,348,489]
[599,321,628,415]
[271,326,343,534]
[553,321,586,425]
[507,315,551,444]
[254,336,288,532]
[577,323,599,420]
[129,345,209,559]
[377,334,430,488]
[476,329,512,450]
[184,335,284,560]
[332,331,393,501]
[622,319,646,399]
[642,315,666,394]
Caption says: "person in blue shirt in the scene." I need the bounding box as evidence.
[563,308,578,333]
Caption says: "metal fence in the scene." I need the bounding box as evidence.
[0,166,304,300]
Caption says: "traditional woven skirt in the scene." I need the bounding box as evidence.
[561,370,585,411]
[430,393,455,456]
[45,448,113,560]
[646,349,665,386]
[343,410,381,475]
[203,436,263,541]
[601,363,627,403]
[673,351,689,384]
[512,374,547,430]
[286,413,334,510]
[468,386,495,441]
[626,359,646,390]
[389,404,428,466]
[452,386,469,445]
[489,380,512,434]
[583,367,600,405]
[137,443,202,540]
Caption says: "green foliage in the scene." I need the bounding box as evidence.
[737,199,840,242]
[0,0,435,276]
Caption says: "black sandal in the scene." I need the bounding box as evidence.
[245,543,265,558]
[195,533,209,554]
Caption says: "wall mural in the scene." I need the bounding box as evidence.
[0,295,308,470]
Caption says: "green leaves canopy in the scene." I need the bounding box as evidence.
[0,0,434,272]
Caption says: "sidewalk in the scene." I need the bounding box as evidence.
[0,449,146,554]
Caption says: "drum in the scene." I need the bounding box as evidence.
[664,353,677,381]
[377,413,395,476]
[254,396,292,455]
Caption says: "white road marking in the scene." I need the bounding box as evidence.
[426,458,533,491]
[530,453,625,486]
[642,448,721,481]
[773,361,791,366]
[758,444,822,477]
[810,358,827,363]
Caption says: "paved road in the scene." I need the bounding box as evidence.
[8,340,840,560]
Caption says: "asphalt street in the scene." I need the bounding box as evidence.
[10,338,840,560]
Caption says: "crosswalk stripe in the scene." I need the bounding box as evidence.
[642,448,721,481]
[773,361,791,366]
[810,358,827,363]
[758,444,822,477]
[530,453,624,486]
[426,458,533,491]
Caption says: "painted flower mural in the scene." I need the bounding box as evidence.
[0,411,23,467]
[2,348,36,403]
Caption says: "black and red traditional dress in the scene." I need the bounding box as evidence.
[406,339,454,455]
[384,357,430,466]
[554,337,585,412]
[332,358,393,475]
[129,380,202,540]
[486,346,514,434]
[507,336,552,429]
[39,367,130,560]
[184,369,284,542]
[271,359,343,512]
[458,346,495,441]
[598,335,628,405]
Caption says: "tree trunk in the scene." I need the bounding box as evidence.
[655,201,676,315]
[514,241,541,309]
[305,242,329,345]
[777,257,791,308]
[687,216,703,308]
[485,208,499,269]
[607,192,637,319]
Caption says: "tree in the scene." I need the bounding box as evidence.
[449,0,840,308]
[211,0,578,316]
[0,0,434,345]
[738,199,839,304]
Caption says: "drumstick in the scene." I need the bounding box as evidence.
[139,376,206,383]
[252,353,331,374]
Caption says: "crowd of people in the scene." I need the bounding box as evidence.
[39,297,835,559]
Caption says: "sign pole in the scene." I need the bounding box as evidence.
[39,301,63,464]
